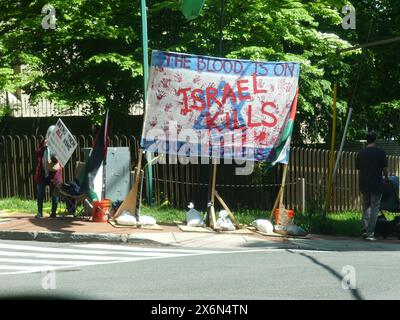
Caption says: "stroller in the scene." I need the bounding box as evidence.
[380,176,400,213]
[376,176,400,239]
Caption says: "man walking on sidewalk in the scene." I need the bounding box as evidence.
[356,131,389,241]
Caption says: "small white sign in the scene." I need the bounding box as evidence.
[46,119,77,167]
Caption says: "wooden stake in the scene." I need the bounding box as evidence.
[215,190,240,228]
[269,164,288,222]
[112,151,143,221]
[325,83,337,214]
[209,161,218,229]
[279,164,288,206]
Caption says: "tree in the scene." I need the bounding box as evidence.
[0,0,144,122]
[337,0,400,142]
[7,0,397,144]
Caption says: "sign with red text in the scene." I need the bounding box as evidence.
[141,50,300,162]
[46,119,77,167]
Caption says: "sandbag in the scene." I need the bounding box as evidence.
[251,219,274,234]
[186,203,205,227]
[274,224,308,236]
[284,224,308,236]
[215,210,235,231]
[139,215,157,225]
[116,212,137,226]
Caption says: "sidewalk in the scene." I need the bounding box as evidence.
[0,213,400,251]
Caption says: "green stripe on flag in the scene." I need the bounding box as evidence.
[181,0,205,20]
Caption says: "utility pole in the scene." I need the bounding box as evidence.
[206,0,225,226]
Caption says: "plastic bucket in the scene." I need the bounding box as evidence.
[275,209,294,225]
[92,199,111,222]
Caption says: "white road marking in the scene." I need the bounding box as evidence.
[0,242,335,276]
[0,242,224,275]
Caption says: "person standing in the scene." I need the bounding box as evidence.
[34,127,63,218]
[356,131,389,240]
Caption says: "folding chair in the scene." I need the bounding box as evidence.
[55,162,91,220]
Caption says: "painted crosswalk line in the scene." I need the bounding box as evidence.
[0,242,224,275]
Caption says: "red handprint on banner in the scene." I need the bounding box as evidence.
[164,103,173,112]
[160,78,171,88]
[149,117,158,128]
[156,89,167,101]
[255,128,269,146]
[193,75,202,84]
[174,72,183,83]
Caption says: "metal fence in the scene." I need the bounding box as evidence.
[1,134,399,212]
[0,95,143,117]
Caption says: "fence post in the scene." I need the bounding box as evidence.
[298,177,306,213]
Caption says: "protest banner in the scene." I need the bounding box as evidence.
[141,50,300,163]
[46,119,77,167]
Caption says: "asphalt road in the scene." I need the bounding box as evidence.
[1,240,400,300]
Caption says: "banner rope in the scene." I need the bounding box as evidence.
[151,177,297,188]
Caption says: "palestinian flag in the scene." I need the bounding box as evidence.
[268,89,299,167]
[181,0,205,20]
[79,109,109,200]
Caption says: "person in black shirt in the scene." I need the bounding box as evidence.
[355,131,389,241]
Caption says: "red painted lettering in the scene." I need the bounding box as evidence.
[225,112,230,129]
[190,89,206,110]
[261,102,278,127]
[252,73,267,94]
[237,79,251,101]
[233,109,239,129]
[177,88,191,113]
[247,105,261,128]
[206,111,221,130]
[221,82,237,105]
[206,87,222,108]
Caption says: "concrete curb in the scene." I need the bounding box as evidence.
[0,231,38,241]
[0,230,173,246]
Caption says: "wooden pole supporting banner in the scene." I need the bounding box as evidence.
[269,164,288,222]
[209,161,218,229]
[279,164,288,206]
[215,190,240,229]
[112,151,143,221]
[325,83,337,214]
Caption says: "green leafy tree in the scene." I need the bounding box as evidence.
[337,0,400,141]
[4,0,398,143]
[0,0,144,122]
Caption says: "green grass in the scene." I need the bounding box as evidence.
[294,210,399,237]
[0,197,53,215]
[139,205,267,225]
[1,197,397,237]
[140,205,186,224]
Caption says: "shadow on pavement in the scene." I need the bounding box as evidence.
[286,249,364,300]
